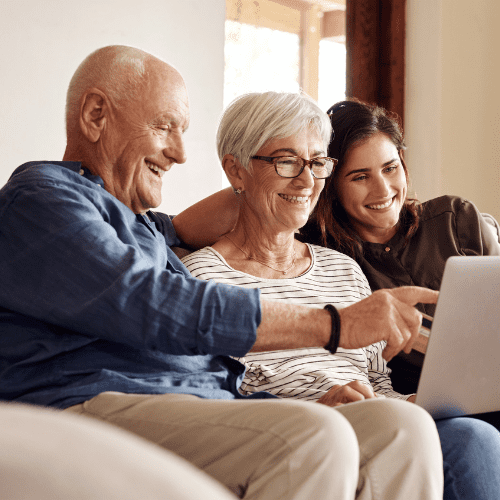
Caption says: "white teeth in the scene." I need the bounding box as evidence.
[366,198,394,210]
[146,161,165,178]
[279,194,310,204]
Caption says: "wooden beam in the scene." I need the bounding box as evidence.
[379,0,406,126]
[346,0,405,126]
[321,9,345,39]
[271,0,345,10]
[226,0,300,34]
[300,3,322,99]
[346,0,380,104]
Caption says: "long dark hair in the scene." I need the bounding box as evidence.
[308,99,421,259]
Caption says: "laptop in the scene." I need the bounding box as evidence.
[415,256,500,419]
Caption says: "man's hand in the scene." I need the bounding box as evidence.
[316,381,377,407]
[254,287,437,356]
[337,287,439,361]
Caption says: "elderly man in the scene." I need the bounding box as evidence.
[0,45,443,499]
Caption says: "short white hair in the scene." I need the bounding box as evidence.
[65,45,147,136]
[217,92,332,171]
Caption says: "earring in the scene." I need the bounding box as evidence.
[234,188,242,195]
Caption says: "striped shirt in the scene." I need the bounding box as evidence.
[182,244,409,401]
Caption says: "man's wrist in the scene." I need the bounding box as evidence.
[324,304,341,354]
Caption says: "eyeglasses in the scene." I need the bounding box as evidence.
[251,155,338,179]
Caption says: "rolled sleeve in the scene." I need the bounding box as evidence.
[0,164,260,357]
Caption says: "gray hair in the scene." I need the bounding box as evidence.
[65,45,148,136]
[216,92,332,171]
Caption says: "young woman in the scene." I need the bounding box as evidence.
[301,100,500,313]
[298,100,500,394]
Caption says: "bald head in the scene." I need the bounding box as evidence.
[65,45,181,137]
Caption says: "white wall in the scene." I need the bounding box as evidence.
[4,0,499,222]
[406,0,500,222]
[0,0,226,215]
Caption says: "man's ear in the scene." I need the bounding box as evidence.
[79,89,108,143]
[222,154,247,192]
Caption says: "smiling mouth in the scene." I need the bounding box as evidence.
[366,196,395,210]
[279,193,310,204]
[146,161,166,178]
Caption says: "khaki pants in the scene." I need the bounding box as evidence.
[66,393,443,500]
[0,402,237,500]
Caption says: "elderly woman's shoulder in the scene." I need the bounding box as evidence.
[307,243,361,267]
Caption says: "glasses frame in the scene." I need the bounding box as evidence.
[251,155,338,179]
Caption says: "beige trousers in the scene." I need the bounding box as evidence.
[66,393,443,500]
[0,402,237,500]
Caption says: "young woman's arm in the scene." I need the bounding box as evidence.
[172,187,239,249]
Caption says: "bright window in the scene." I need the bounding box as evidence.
[224,20,300,108]
[225,0,346,107]
[318,39,346,112]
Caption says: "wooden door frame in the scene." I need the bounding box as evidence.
[346,0,406,127]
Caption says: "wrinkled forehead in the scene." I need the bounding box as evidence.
[257,126,327,156]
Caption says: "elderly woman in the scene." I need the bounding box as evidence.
[177,92,500,500]
[182,93,405,404]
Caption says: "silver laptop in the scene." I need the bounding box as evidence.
[415,256,500,419]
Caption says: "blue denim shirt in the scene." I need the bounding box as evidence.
[0,161,268,408]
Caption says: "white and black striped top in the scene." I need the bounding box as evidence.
[182,244,408,401]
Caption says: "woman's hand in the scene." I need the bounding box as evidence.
[316,381,377,407]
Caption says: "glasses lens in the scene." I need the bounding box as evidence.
[274,157,335,178]
[311,158,334,179]
[275,157,303,178]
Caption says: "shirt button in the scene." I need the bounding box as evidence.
[97,184,102,187]
[385,246,390,252]
[79,169,84,175]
